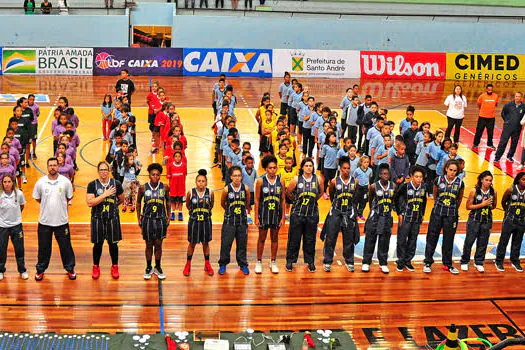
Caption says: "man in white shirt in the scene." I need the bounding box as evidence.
[33,157,76,281]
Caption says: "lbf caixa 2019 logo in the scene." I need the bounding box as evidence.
[2,49,37,74]
[183,48,272,77]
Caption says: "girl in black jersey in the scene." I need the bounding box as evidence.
[254,155,285,274]
[424,160,464,274]
[137,163,170,280]
[218,166,251,275]
[460,171,496,273]
[495,172,525,273]
[285,157,324,273]
[362,163,395,274]
[86,161,124,280]
[183,169,215,277]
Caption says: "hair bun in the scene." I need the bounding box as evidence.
[198,169,207,176]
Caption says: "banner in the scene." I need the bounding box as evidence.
[183,48,272,77]
[2,48,37,74]
[361,51,446,80]
[36,48,92,75]
[446,53,525,81]
[93,48,183,76]
[272,49,360,78]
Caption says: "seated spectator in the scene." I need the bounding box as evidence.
[105,0,114,8]
[41,0,52,14]
[24,0,36,14]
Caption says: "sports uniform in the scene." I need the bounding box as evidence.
[188,188,213,244]
[141,182,169,241]
[258,175,283,229]
[496,185,525,267]
[87,178,123,245]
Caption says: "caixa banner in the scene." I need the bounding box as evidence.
[93,48,183,76]
[183,48,272,77]
[361,51,446,80]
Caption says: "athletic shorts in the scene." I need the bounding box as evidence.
[141,216,168,241]
[30,124,38,140]
[152,126,160,133]
[259,224,280,230]
[170,196,184,204]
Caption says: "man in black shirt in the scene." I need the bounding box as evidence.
[40,0,52,14]
[115,69,135,105]
[494,92,525,163]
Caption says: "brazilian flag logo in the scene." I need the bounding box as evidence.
[292,56,303,71]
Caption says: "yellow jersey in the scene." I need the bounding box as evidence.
[279,167,297,187]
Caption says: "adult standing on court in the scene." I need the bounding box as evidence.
[115,69,135,105]
[137,163,170,280]
[285,157,324,273]
[86,161,124,280]
[33,157,76,281]
[444,85,467,143]
[494,92,525,164]
[0,174,28,281]
[472,84,498,151]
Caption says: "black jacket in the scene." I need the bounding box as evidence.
[501,101,525,130]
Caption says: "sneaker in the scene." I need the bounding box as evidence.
[285,262,293,272]
[247,216,253,224]
[218,265,226,275]
[495,262,505,272]
[489,145,496,151]
[308,263,316,273]
[183,261,191,276]
[423,264,431,273]
[20,271,29,280]
[254,261,262,274]
[474,264,485,273]
[0,272,3,281]
[512,262,524,273]
[270,261,279,274]
[358,215,365,221]
[380,265,390,274]
[518,164,524,170]
[204,261,214,276]
[22,175,27,184]
[471,146,478,152]
[111,265,119,279]
[35,272,44,281]
[345,263,354,272]
[461,264,468,271]
[508,157,516,163]
[144,266,153,280]
[494,158,501,163]
[241,266,250,275]
[405,263,415,272]
[444,265,459,275]
[323,264,331,272]
[67,271,77,280]
[285,214,290,221]
[33,152,38,159]
[178,212,183,221]
[362,264,370,272]
[122,206,127,213]
[129,206,135,213]
[170,212,175,221]
[396,263,403,272]
[154,267,166,279]
[25,163,30,169]
[92,265,100,280]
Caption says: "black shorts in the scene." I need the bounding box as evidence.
[152,126,160,133]
[280,102,288,116]
[30,124,38,140]
[170,196,184,204]
[141,216,168,241]
[288,107,298,126]
[148,113,156,131]
[259,224,280,230]
[188,218,212,244]
[90,216,122,244]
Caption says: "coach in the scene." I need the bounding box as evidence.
[494,92,525,163]
[33,157,76,281]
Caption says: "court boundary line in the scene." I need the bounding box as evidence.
[490,299,525,337]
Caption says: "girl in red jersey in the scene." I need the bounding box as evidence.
[153,102,170,152]
[166,151,187,221]
[147,81,161,134]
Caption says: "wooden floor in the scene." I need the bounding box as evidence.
[1,76,525,348]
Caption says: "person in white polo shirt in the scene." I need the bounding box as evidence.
[33,157,76,281]
[0,174,28,281]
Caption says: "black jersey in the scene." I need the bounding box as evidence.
[258,175,283,226]
[505,185,525,224]
[434,176,464,217]
[189,188,212,222]
[224,183,247,226]
[88,178,123,220]
[142,182,167,219]
[291,174,319,217]
[371,181,394,217]
[331,176,356,216]
[398,181,426,223]
[469,187,494,224]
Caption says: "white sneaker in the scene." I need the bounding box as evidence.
[380,265,390,274]
[22,175,27,184]
[255,261,262,274]
[518,164,524,170]
[474,264,484,273]
[362,264,370,272]
[270,261,279,274]
[461,264,468,271]
[345,263,354,272]
[20,271,29,280]
[323,264,331,272]
[0,272,3,281]
[423,264,431,273]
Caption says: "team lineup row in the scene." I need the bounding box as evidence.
[1,154,524,281]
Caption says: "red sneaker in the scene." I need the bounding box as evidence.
[111,265,120,279]
[67,271,77,280]
[204,261,214,276]
[183,261,191,276]
[129,206,135,213]
[122,205,127,213]
[92,265,100,280]
[35,272,44,281]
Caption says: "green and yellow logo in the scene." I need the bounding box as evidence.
[2,49,36,74]
[292,56,303,71]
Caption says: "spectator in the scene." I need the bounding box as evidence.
[105,0,114,8]
[444,85,467,143]
[115,69,135,106]
[41,0,52,14]
[23,0,36,14]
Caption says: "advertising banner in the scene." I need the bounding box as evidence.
[93,48,183,76]
[446,53,525,81]
[272,49,360,78]
[361,51,446,80]
[36,48,92,75]
[2,48,37,74]
[183,48,272,77]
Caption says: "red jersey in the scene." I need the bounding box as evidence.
[147,91,160,115]
[164,144,187,163]
[155,111,171,143]
[166,160,187,197]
